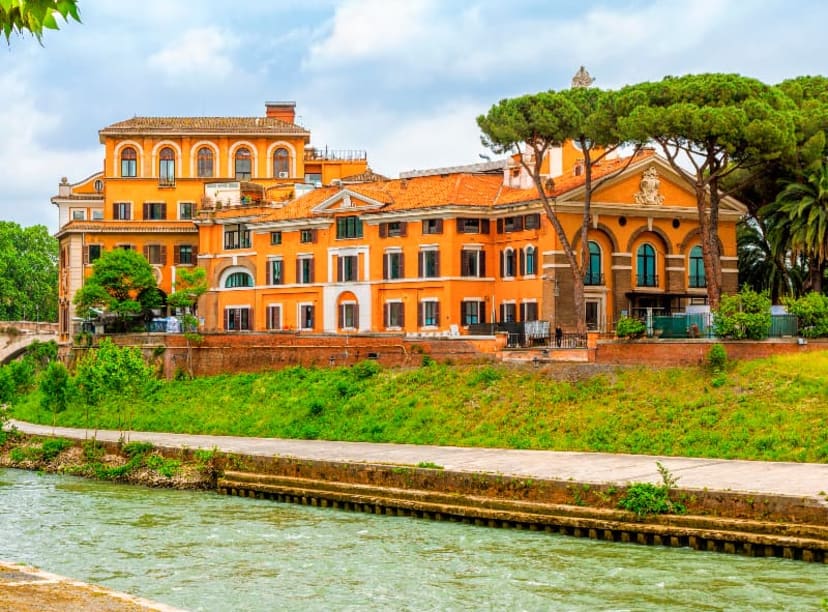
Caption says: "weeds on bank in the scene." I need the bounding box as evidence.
[618,462,687,518]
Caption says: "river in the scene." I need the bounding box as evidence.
[1,468,825,611]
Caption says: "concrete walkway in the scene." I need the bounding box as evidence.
[9,420,828,501]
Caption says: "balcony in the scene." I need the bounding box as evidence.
[158,176,175,187]
[636,274,659,288]
[304,147,367,161]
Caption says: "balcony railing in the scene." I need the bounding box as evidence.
[636,274,659,287]
[688,275,707,288]
[304,148,368,161]
[158,176,175,187]
[584,272,605,286]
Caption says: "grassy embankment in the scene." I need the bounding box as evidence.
[11,352,828,463]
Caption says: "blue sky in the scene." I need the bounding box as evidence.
[2,0,827,232]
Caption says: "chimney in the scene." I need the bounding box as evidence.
[265,101,296,124]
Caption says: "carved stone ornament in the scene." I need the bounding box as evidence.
[571,66,595,89]
[634,167,665,206]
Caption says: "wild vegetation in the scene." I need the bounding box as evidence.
[7,343,828,463]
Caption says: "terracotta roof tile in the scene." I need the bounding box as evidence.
[99,116,310,139]
[57,220,198,237]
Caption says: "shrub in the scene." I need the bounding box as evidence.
[122,441,153,458]
[350,360,380,380]
[468,365,502,386]
[708,343,727,370]
[616,316,646,339]
[421,355,436,367]
[618,461,686,518]
[41,438,72,461]
[783,292,828,338]
[713,286,771,340]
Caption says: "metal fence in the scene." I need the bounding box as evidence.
[651,313,798,339]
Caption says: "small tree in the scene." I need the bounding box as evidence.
[40,360,69,429]
[713,286,772,340]
[74,248,162,332]
[784,292,828,337]
[167,267,207,378]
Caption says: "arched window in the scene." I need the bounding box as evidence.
[197,147,214,178]
[159,147,175,185]
[120,147,137,177]
[585,241,602,285]
[689,245,706,288]
[225,271,253,288]
[637,243,657,287]
[525,246,536,276]
[273,147,289,177]
[235,148,252,180]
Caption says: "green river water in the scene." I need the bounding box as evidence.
[1,468,826,611]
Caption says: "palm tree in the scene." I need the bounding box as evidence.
[766,162,828,294]
[737,218,804,301]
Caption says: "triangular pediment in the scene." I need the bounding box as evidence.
[311,188,388,214]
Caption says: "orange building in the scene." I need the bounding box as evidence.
[53,102,368,339]
[196,147,744,337]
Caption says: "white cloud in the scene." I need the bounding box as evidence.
[147,27,239,82]
[0,69,101,231]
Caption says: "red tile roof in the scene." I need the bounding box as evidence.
[99,116,310,141]
[56,220,198,238]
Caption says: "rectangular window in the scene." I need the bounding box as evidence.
[304,172,322,186]
[380,221,407,238]
[224,224,251,250]
[224,307,250,331]
[176,245,194,265]
[266,305,282,330]
[336,216,363,239]
[84,244,102,264]
[338,254,358,282]
[144,244,166,265]
[339,303,358,329]
[521,302,538,322]
[297,257,314,284]
[92,209,104,220]
[500,303,517,323]
[461,249,486,277]
[524,213,541,229]
[419,249,439,278]
[457,218,489,234]
[422,219,443,235]
[461,300,485,325]
[113,202,131,220]
[179,202,194,220]
[268,259,284,285]
[499,216,524,233]
[300,229,317,244]
[384,251,404,280]
[71,209,85,221]
[270,231,282,245]
[143,202,166,220]
[385,302,404,329]
[420,301,440,327]
[299,304,315,330]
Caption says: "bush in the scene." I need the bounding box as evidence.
[713,286,771,340]
[784,292,828,338]
[708,343,727,370]
[617,462,686,518]
[350,360,380,380]
[616,316,646,338]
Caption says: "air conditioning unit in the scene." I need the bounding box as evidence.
[278,171,289,178]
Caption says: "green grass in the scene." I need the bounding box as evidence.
[11,353,828,463]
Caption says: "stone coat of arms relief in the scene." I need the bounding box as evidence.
[634,167,665,206]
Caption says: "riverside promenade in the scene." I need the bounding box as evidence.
[10,420,828,500]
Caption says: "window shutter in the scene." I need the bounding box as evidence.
[460,302,464,325]
[173,246,181,265]
[125,203,131,220]
[311,229,318,243]
[379,223,387,238]
[434,302,440,326]
[480,302,486,324]
[418,252,423,277]
[267,262,273,285]
[143,203,149,220]
[519,248,524,276]
[417,303,423,327]
[296,259,301,284]
[398,252,405,278]
[480,251,486,277]
[82,246,89,265]
[308,258,314,283]
[400,221,408,237]
[112,203,118,219]
[515,216,524,231]
[354,304,359,329]
[161,203,167,219]
[456,218,464,233]
[192,245,198,261]
[520,303,526,322]
[434,250,440,276]
[499,250,504,277]
[382,254,388,280]
[143,245,150,260]
[496,219,503,234]
[435,219,443,234]
[461,250,468,276]
[384,303,389,328]
[160,245,167,265]
[224,309,229,330]
[336,255,342,282]
[338,305,343,329]
[399,303,405,328]
[481,219,490,234]
[500,304,505,322]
